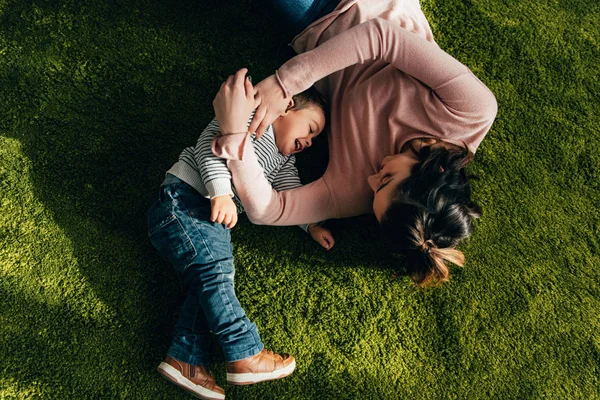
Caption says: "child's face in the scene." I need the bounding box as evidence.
[272,105,326,156]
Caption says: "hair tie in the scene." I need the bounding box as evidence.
[419,240,436,256]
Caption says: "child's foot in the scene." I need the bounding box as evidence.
[157,355,225,400]
[226,349,296,385]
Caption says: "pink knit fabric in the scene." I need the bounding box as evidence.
[212,0,497,225]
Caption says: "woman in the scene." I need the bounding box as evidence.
[212,0,497,286]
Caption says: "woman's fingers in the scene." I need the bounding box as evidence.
[250,105,268,138]
[253,83,261,107]
[226,74,235,87]
[254,106,278,138]
[224,68,248,93]
[223,68,249,89]
[214,68,257,134]
[234,68,248,87]
[248,74,284,135]
[248,104,262,133]
[255,111,273,138]
[253,93,262,110]
[244,75,254,99]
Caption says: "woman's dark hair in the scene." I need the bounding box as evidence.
[380,144,482,287]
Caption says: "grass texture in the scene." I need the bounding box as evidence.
[1,0,599,398]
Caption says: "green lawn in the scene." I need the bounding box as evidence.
[1,0,599,398]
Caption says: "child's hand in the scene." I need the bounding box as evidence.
[308,224,335,250]
[213,68,259,135]
[210,196,238,228]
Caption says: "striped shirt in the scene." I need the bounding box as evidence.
[166,113,310,231]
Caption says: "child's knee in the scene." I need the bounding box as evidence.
[183,259,236,287]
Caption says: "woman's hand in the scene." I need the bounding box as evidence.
[308,223,335,250]
[248,74,292,139]
[213,68,259,135]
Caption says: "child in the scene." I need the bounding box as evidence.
[147,78,332,399]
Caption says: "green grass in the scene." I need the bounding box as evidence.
[1,0,599,398]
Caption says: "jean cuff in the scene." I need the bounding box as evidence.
[225,342,264,363]
[167,348,211,367]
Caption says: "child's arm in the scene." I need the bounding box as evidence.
[195,117,234,198]
[194,118,238,228]
[272,157,335,250]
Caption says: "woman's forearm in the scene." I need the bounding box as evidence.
[277,18,465,94]
[211,133,337,225]
[277,18,496,117]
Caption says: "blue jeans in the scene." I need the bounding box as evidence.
[147,176,263,366]
[264,0,340,39]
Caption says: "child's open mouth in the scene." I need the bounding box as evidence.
[295,139,303,152]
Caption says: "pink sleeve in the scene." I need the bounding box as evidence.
[212,133,337,225]
[277,18,497,121]
[212,19,498,223]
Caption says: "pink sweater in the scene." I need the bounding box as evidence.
[212,0,497,226]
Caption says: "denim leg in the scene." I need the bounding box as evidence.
[147,186,213,366]
[147,179,264,364]
[179,202,264,363]
[167,287,214,366]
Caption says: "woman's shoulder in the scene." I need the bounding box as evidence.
[292,0,435,54]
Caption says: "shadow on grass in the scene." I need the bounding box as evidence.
[5,0,596,397]
[0,0,404,397]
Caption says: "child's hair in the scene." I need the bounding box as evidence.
[291,87,329,123]
[379,145,481,287]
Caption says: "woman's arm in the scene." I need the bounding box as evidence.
[211,132,337,225]
[270,155,314,231]
[212,68,338,226]
[194,117,233,198]
[250,18,497,136]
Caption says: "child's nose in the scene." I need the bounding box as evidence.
[305,138,312,148]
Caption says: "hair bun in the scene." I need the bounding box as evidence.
[419,239,436,255]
